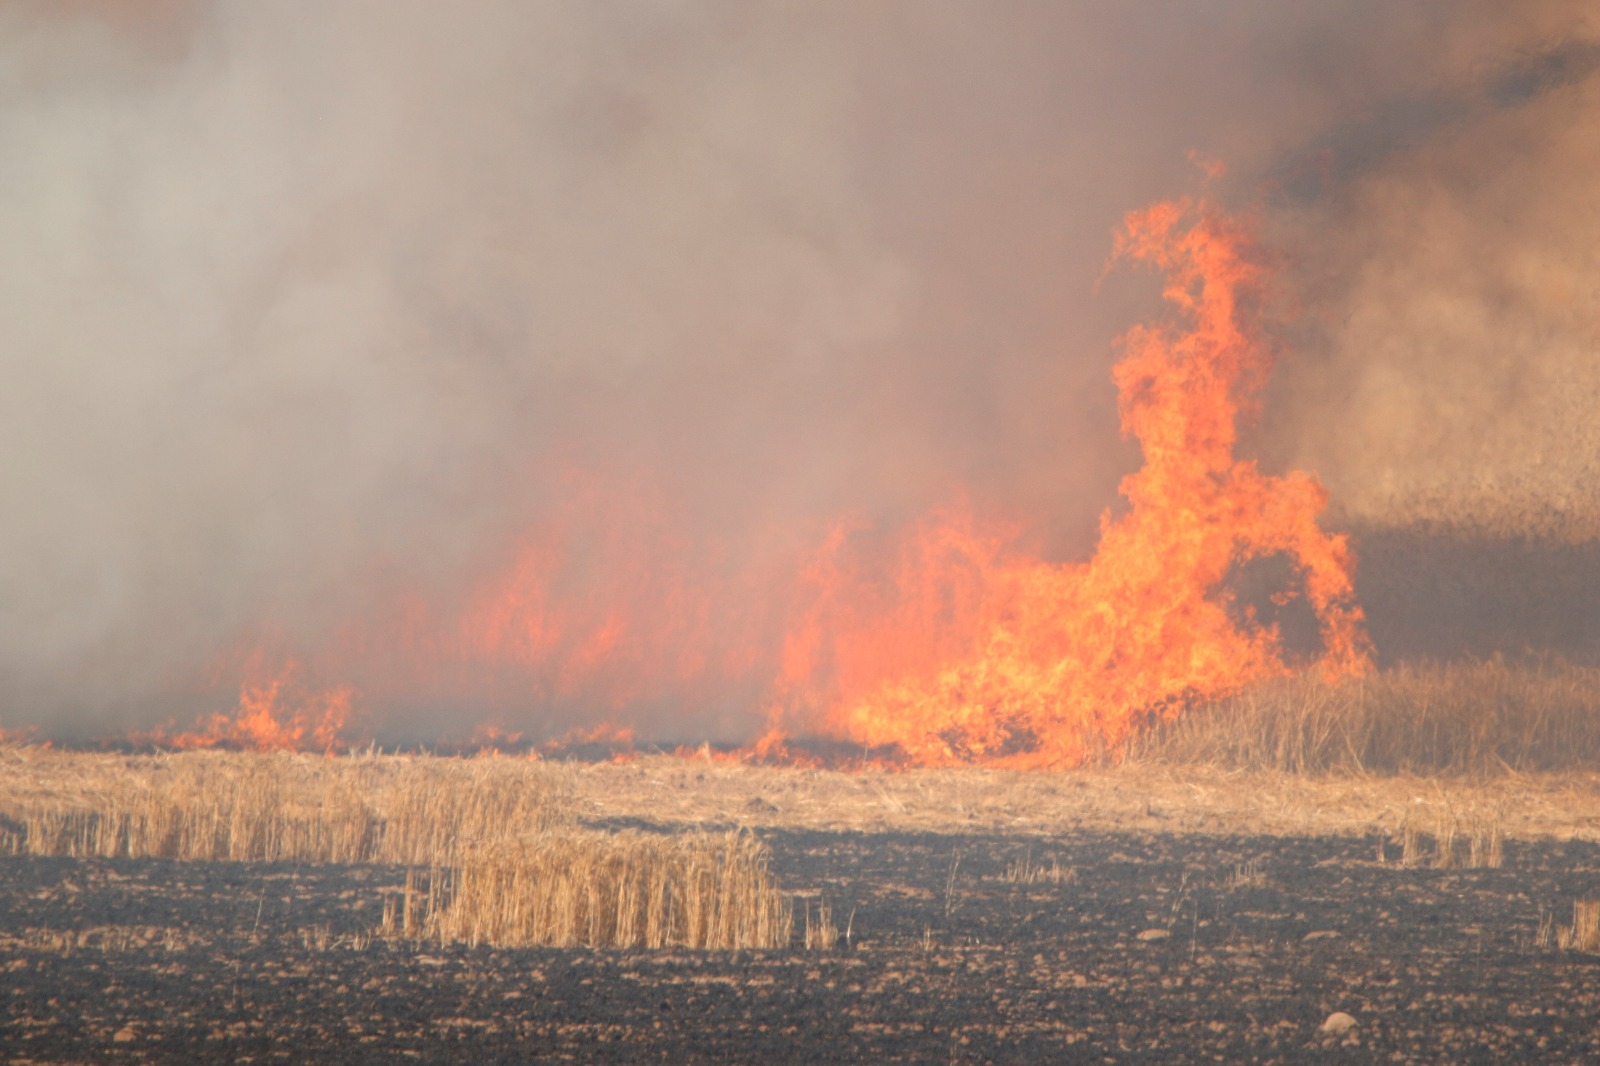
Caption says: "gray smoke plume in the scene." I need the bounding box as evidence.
[1265,35,1600,540]
[2,1,1596,738]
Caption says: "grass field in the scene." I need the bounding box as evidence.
[0,747,799,950]
[1130,655,1600,775]
[5,656,1600,953]
[6,665,1600,1062]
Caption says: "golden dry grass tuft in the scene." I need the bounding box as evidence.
[1392,814,1504,869]
[1004,850,1077,885]
[1542,900,1600,952]
[1561,900,1600,952]
[1131,656,1600,776]
[406,830,792,950]
[0,748,798,952]
[0,749,573,864]
[801,896,839,950]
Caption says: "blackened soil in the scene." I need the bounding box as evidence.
[4,830,1600,1064]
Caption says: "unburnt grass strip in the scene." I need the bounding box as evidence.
[1131,655,1600,775]
[0,749,574,865]
[0,749,802,952]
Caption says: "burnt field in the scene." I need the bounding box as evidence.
[5,824,1600,1064]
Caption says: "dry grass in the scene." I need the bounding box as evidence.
[1225,858,1267,889]
[394,830,792,950]
[1392,816,1504,869]
[1131,656,1600,776]
[0,748,573,865]
[1561,900,1600,951]
[9,743,1600,849]
[0,748,797,952]
[801,896,839,950]
[569,753,1600,848]
[1004,850,1077,885]
[1541,900,1600,952]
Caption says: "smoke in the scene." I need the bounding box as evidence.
[2,1,1596,737]
[1264,32,1600,540]
[1,1,908,733]
[1246,3,1600,662]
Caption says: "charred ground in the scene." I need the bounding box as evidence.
[5,807,1600,1063]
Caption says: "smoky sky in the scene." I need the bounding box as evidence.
[2,1,1597,736]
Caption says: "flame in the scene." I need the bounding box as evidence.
[464,722,527,754]
[545,721,637,753]
[152,660,358,753]
[0,723,43,746]
[117,195,1367,769]
[764,198,1369,767]
[321,467,781,724]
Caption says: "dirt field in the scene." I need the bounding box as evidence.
[4,752,1600,1063]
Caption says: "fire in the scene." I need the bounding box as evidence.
[463,722,526,754]
[151,660,357,753]
[0,723,42,746]
[126,196,1367,768]
[765,198,1369,767]
[331,467,781,723]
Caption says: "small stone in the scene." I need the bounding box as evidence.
[1319,1011,1358,1035]
[1136,928,1170,941]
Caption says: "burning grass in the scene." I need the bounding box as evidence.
[7,653,1600,899]
[89,199,1372,774]
[756,200,1368,769]
[1130,656,1600,776]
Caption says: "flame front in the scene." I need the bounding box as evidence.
[147,659,355,753]
[153,196,1368,766]
[767,198,1370,767]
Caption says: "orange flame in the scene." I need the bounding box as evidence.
[463,722,527,755]
[0,722,43,746]
[123,195,1366,770]
[764,198,1369,767]
[328,467,779,722]
[544,721,637,754]
[153,660,358,753]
